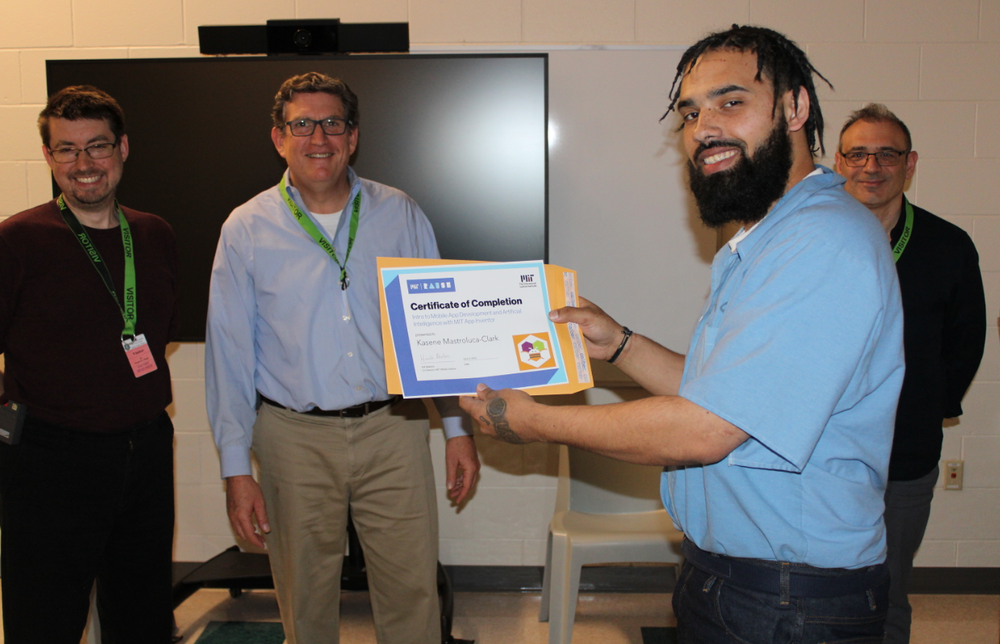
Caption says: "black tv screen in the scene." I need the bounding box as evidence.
[46,54,548,341]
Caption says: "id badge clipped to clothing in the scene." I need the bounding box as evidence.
[59,196,157,380]
[122,333,158,378]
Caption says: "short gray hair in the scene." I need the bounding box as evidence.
[839,103,912,151]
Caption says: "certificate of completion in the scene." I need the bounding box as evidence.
[378,258,592,398]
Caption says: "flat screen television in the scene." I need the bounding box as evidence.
[46,54,548,341]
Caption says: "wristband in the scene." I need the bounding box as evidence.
[607,327,633,364]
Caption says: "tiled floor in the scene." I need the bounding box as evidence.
[174,589,674,643]
[0,587,996,643]
[168,588,997,644]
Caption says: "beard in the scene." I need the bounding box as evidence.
[687,118,793,229]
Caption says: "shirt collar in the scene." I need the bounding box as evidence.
[281,166,360,205]
[726,165,833,255]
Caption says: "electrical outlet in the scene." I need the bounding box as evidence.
[943,460,964,490]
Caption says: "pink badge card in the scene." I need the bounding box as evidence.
[122,333,158,378]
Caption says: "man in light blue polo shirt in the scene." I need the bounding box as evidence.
[461,25,904,643]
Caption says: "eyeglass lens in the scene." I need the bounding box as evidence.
[287,118,348,136]
[50,142,116,163]
[844,151,905,167]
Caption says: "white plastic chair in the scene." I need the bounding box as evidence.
[539,443,684,644]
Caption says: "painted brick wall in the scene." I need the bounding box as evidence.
[1,0,997,566]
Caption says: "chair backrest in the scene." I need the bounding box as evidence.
[548,386,667,516]
[564,445,665,515]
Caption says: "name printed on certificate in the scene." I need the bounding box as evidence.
[379,259,591,398]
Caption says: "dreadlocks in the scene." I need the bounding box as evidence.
[663,25,834,156]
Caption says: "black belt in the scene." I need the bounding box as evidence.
[682,539,887,599]
[259,394,399,418]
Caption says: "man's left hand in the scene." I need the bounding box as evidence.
[459,384,540,445]
[445,435,480,504]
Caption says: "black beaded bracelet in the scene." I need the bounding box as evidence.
[608,326,633,364]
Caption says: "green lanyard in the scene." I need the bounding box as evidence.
[279,175,360,290]
[891,198,914,264]
[57,195,137,338]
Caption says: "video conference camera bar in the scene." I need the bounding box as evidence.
[198,19,409,56]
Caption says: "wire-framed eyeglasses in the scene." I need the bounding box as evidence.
[839,149,909,167]
[47,139,119,164]
[283,117,352,137]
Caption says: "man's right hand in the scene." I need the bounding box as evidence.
[550,296,686,396]
[548,297,629,362]
[225,474,270,548]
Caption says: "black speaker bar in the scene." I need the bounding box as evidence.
[198,25,267,55]
[198,20,409,56]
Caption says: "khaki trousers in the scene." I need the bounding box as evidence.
[253,399,440,644]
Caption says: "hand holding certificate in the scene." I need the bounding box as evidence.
[378,258,592,398]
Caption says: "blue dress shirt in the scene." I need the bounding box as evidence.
[206,168,468,478]
[668,167,905,569]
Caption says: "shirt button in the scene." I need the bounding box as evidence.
[356,386,363,391]
[347,352,354,357]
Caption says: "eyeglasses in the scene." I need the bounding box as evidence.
[47,140,119,164]
[283,117,352,137]
[839,149,909,167]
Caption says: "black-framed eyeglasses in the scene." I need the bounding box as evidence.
[283,117,352,137]
[839,149,909,167]
[47,139,119,164]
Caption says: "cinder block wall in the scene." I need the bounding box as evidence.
[1,0,997,566]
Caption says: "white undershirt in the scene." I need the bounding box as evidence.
[310,208,345,237]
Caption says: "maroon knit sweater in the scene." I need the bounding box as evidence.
[0,200,179,431]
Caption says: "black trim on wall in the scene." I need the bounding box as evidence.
[908,567,1000,595]
[174,563,999,596]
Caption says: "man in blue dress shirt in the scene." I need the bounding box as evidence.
[206,72,479,644]
[462,26,905,643]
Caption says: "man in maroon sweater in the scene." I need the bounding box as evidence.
[0,86,179,643]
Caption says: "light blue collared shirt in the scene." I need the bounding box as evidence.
[206,168,468,478]
[668,166,905,569]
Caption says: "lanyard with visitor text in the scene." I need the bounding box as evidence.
[891,198,914,264]
[58,195,156,377]
[279,174,360,291]
[58,194,136,338]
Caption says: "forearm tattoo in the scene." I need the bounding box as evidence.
[481,397,525,444]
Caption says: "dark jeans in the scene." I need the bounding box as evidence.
[673,541,889,643]
[0,412,175,644]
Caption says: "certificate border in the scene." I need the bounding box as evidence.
[382,260,570,397]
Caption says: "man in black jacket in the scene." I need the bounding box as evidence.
[836,103,987,644]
